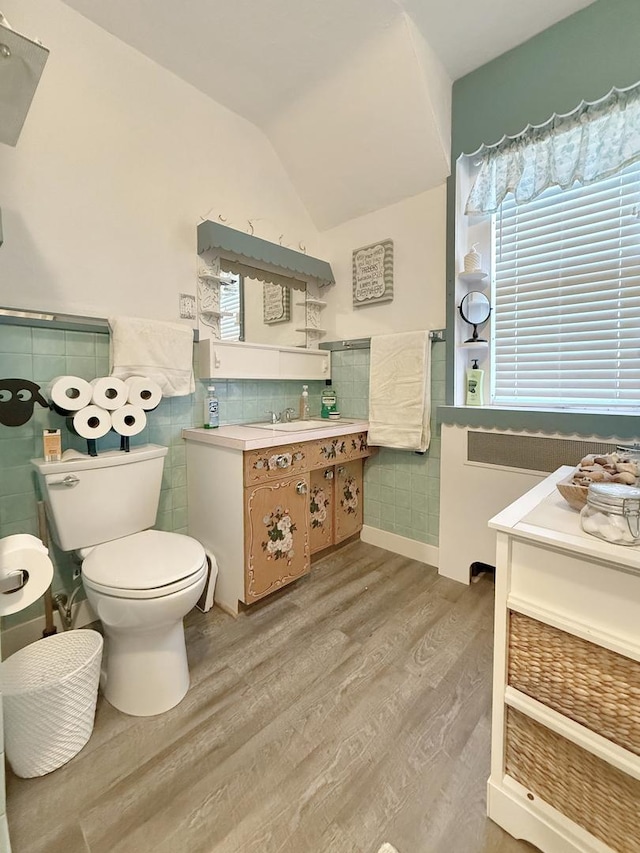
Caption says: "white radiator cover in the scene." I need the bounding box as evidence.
[438,424,624,584]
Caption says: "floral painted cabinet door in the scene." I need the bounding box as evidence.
[335,460,363,544]
[309,468,334,553]
[244,475,310,602]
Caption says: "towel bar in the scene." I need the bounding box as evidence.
[319,329,446,352]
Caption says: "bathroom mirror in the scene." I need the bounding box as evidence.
[197,220,334,350]
[459,291,491,342]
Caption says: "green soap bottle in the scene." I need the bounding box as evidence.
[321,383,337,418]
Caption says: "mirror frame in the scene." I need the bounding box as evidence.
[459,290,491,342]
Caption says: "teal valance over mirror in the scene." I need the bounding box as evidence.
[197,220,335,291]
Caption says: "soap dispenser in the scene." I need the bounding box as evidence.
[299,385,310,420]
[466,359,484,406]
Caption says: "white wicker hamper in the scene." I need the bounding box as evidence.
[1,629,103,778]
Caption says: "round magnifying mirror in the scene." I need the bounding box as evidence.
[459,291,491,342]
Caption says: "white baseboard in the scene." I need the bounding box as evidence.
[361,525,439,568]
[1,599,97,658]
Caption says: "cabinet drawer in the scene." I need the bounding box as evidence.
[505,708,640,853]
[308,431,371,468]
[244,443,309,486]
[508,611,640,756]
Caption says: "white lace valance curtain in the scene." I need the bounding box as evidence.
[465,83,640,215]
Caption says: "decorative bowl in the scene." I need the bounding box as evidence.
[556,472,589,511]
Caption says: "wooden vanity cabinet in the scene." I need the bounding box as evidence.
[186,429,372,614]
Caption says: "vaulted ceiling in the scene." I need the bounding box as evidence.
[60,0,595,229]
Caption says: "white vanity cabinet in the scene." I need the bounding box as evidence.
[487,467,640,853]
[183,422,372,615]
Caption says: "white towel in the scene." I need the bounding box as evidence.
[109,316,195,398]
[368,331,430,452]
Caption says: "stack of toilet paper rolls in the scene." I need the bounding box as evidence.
[47,375,162,440]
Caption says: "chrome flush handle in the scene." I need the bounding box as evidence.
[48,474,80,487]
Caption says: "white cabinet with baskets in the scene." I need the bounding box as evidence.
[488,466,640,853]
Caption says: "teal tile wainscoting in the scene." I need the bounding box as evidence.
[0,322,442,629]
[0,323,325,629]
[330,341,445,548]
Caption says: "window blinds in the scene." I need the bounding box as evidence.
[493,159,640,407]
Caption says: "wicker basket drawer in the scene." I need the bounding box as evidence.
[506,708,640,853]
[508,611,640,756]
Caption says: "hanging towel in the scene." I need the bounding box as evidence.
[109,316,195,397]
[368,330,430,452]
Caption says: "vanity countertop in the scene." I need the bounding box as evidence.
[182,419,369,451]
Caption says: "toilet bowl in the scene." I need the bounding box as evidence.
[82,530,207,716]
[31,444,210,718]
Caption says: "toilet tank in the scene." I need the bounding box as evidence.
[31,444,168,551]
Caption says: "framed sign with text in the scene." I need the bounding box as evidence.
[352,239,394,308]
[263,283,291,324]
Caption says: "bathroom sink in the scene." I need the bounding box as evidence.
[245,419,357,432]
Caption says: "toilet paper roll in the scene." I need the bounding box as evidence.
[47,376,93,413]
[124,376,162,410]
[0,534,54,616]
[67,405,112,439]
[90,377,129,411]
[110,404,147,437]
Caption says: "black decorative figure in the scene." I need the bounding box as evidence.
[0,379,48,426]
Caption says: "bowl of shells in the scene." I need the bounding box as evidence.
[557,452,640,511]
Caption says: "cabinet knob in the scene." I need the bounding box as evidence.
[296,481,308,495]
[275,455,290,468]
[337,466,346,476]
[324,469,334,480]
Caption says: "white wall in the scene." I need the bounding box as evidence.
[266,14,451,231]
[319,185,447,340]
[0,0,320,323]
[1,1,448,345]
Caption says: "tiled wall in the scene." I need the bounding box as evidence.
[330,341,445,547]
[0,322,325,627]
[0,324,444,627]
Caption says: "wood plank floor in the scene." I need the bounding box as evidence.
[6,542,538,853]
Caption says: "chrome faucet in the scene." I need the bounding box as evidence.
[265,410,281,424]
[282,407,296,423]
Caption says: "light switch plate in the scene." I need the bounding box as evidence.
[179,293,196,320]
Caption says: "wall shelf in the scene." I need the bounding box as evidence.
[458,271,488,285]
[295,298,327,308]
[198,272,235,284]
[200,310,236,318]
[458,340,489,351]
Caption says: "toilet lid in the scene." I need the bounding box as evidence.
[82,530,206,591]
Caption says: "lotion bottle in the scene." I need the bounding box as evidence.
[466,359,484,406]
[299,384,310,420]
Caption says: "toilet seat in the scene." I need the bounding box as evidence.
[82,529,207,599]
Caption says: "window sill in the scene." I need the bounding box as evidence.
[437,405,640,440]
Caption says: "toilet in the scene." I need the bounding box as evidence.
[32,444,207,717]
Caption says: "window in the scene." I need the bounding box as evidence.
[492,159,640,407]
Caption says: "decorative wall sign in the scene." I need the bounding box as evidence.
[263,283,290,324]
[352,239,394,307]
[0,379,48,426]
